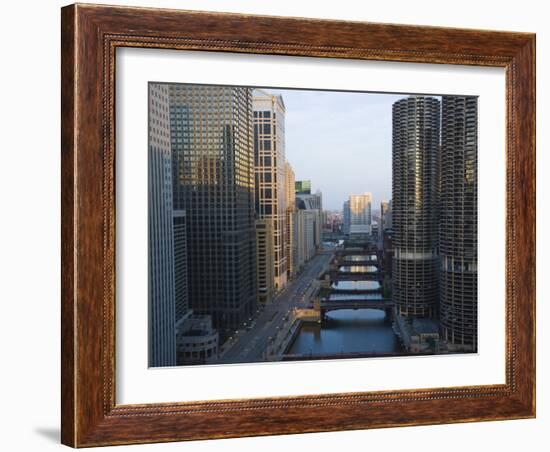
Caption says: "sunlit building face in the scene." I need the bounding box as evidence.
[349,193,372,235]
[253,90,288,292]
[168,84,257,336]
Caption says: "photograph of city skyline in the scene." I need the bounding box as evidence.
[148,82,478,367]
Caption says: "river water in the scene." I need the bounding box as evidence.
[331,280,381,291]
[287,309,402,356]
[288,263,402,357]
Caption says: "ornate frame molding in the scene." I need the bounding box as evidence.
[61,4,535,447]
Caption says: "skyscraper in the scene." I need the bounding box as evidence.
[255,219,275,303]
[253,89,288,291]
[148,83,176,367]
[349,193,372,235]
[343,200,350,235]
[285,162,296,279]
[392,96,441,318]
[169,84,257,336]
[296,190,322,211]
[294,208,317,269]
[440,96,478,351]
[296,190,322,249]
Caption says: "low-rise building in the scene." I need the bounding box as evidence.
[176,313,219,365]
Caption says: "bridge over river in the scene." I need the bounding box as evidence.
[317,247,394,321]
[319,297,394,320]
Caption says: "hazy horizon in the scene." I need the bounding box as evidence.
[266,87,409,211]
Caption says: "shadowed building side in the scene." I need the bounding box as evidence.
[255,218,275,303]
[148,83,176,367]
[285,162,296,280]
[169,84,257,337]
[440,96,478,351]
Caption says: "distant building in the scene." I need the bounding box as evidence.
[380,200,392,231]
[294,209,318,270]
[440,96,478,351]
[349,193,372,236]
[253,90,288,291]
[392,96,440,319]
[169,84,257,336]
[296,190,322,211]
[382,228,394,277]
[293,187,322,271]
[295,180,311,195]
[343,200,350,235]
[371,222,379,240]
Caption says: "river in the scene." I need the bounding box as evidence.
[287,309,402,356]
[287,263,402,357]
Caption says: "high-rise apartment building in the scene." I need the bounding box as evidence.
[349,193,372,235]
[148,83,176,367]
[253,90,288,291]
[169,84,257,336]
[392,96,441,318]
[440,96,478,351]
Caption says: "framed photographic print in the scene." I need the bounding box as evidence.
[61,3,536,447]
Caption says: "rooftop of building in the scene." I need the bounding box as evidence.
[411,318,440,335]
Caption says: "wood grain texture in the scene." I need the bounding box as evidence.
[60,3,536,447]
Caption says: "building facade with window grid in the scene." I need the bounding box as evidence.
[392,96,441,319]
[440,96,478,351]
[172,210,189,327]
[343,200,350,235]
[168,84,257,337]
[148,83,177,367]
[253,90,288,291]
[284,162,296,280]
[255,219,275,303]
[349,193,372,235]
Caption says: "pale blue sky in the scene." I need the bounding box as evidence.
[266,88,407,211]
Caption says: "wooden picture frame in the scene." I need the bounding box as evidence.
[61,3,536,447]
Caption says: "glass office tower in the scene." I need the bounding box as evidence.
[169,84,257,337]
